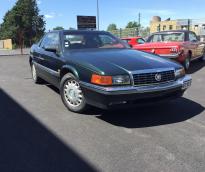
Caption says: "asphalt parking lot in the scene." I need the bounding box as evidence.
[0,55,205,172]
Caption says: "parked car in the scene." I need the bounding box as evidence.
[30,30,192,113]
[121,37,145,47]
[133,30,205,70]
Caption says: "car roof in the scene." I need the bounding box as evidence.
[122,37,142,39]
[154,30,191,34]
[49,30,109,34]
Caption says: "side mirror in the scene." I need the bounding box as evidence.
[44,44,59,53]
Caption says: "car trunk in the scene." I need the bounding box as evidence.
[134,42,182,55]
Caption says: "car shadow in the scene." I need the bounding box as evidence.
[0,89,97,172]
[96,98,204,128]
[187,59,205,74]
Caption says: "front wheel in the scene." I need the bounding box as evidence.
[183,56,191,71]
[60,73,87,113]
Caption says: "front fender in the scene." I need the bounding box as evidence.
[61,65,79,79]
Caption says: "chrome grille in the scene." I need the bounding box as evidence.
[132,70,175,86]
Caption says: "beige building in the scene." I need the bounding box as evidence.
[0,39,12,49]
[150,16,178,33]
[150,16,205,38]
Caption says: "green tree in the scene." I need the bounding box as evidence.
[53,26,64,30]
[0,0,45,53]
[107,24,117,31]
[140,27,150,38]
[126,21,140,28]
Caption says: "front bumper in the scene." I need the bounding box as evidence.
[80,75,192,109]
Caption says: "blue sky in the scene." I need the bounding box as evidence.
[1,0,205,30]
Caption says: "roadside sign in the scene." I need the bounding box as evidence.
[77,16,96,30]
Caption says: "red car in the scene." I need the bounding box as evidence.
[122,37,145,47]
[133,30,205,70]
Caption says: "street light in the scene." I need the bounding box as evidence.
[97,0,100,30]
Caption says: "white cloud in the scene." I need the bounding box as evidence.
[139,9,175,15]
[45,14,55,19]
[37,0,42,5]
[44,12,63,19]
[124,8,175,17]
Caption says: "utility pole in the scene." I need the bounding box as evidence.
[97,0,100,30]
[138,13,141,26]
[188,19,190,31]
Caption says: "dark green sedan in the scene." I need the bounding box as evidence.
[30,30,192,113]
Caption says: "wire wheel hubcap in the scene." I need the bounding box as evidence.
[185,58,190,69]
[64,80,83,107]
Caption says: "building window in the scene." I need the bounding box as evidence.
[169,25,173,30]
[157,24,161,32]
[163,25,166,30]
[181,26,187,30]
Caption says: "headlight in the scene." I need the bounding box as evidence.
[112,75,130,85]
[91,74,130,86]
[175,68,185,79]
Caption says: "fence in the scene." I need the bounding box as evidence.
[109,27,150,38]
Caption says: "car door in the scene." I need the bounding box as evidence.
[33,35,49,79]
[40,32,64,87]
[189,32,203,58]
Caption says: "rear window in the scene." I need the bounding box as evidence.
[148,32,185,42]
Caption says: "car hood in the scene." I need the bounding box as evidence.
[64,49,181,75]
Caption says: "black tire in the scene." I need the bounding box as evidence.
[60,73,87,113]
[31,63,42,84]
[182,55,191,71]
[199,51,205,61]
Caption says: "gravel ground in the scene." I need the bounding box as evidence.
[0,48,30,56]
[0,55,205,172]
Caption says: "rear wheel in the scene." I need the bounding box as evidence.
[60,73,87,113]
[199,51,205,61]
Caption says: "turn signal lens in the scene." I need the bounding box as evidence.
[91,74,113,86]
[175,68,185,79]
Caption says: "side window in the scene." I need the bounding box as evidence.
[189,32,198,42]
[40,33,60,48]
[99,35,116,45]
[137,38,145,44]
[151,35,162,42]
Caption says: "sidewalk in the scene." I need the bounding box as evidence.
[0,48,30,56]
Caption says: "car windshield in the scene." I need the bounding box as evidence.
[148,32,185,42]
[122,39,131,43]
[63,32,126,50]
